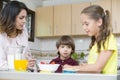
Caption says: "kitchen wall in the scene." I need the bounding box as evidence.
[117,36,120,49]
[17,0,120,60]
[29,35,120,64]
[29,36,120,51]
[17,0,120,52]
[31,36,91,51]
[42,0,97,6]
[17,0,120,65]
[17,0,42,10]
[17,0,93,51]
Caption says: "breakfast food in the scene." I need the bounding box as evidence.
[50,61,55,64]
[38,61,59,73]
[40,61,45,64]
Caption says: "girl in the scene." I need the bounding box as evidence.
[63,5,118,74]
[50,35,79,73]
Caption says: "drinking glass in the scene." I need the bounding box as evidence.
[14,46,28,71]
[7,47,15,70]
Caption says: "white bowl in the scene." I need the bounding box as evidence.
[38,64,59,72]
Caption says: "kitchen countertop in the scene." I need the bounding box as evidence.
[0,70,117,80]
[117,70,120,80]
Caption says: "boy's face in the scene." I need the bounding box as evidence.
[58,44,73,60]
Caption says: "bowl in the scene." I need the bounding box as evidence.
[38,63,59,72]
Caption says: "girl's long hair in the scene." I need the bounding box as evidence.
[81,5,112,52]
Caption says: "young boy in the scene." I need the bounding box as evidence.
[50,35,79,73]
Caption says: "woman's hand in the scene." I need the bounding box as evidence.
[25,53,36,69]
[28,59,36,68]
[27,58,36,72]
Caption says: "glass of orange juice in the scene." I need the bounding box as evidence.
[14,46,28,71]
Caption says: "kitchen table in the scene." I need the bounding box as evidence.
[0,70,117,80]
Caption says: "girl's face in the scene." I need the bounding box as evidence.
[81,13,101,38]
[58,45,72,60]
[15,9,27,30]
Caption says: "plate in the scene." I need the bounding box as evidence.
[63,69,77,73]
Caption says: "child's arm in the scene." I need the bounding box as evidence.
[64,50,113,73]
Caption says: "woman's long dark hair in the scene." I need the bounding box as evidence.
[81,5,112,52]
[0,1,28,36]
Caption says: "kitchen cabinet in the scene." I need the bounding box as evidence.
[91,0,120,34]
[35,6,53,37]
[91,0,117,33]
[112,0,120,34]
[91,0,111,12]
[54,4,71,36]
[72,2,90,35]
[35,0,120,37]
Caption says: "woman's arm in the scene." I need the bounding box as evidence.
[0,37,8,70]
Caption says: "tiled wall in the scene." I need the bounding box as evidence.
[116,35,120,50]
[40,37,90,51]
[31,37,89,52]
[29,35,120,51]
[29,35,120,63]
[29,36,91,63]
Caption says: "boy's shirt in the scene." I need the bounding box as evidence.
[50,57,79,73]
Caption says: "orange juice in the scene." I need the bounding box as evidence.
[14,60,28,71]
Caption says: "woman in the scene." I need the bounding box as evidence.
[0,1,36,70]
[63,5,118,74]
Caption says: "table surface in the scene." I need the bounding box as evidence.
[0,70,117,80]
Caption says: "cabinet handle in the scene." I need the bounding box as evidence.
[115,22,117,30]
[115,21,117,30]
[73,24,76,34]
[113,21,117,33]
[74,24,76,33]
[56,26,57,34]
[49,25,51,35]
[54,26,57,34]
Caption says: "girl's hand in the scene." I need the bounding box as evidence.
[80,63,88,66]
[63,64,73,69]
[63,64,80,71]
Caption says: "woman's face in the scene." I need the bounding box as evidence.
[81,13,101,38]
[58,45,72,60]
[15,9,27,30]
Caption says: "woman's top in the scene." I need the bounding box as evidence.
[88,34,118,74]
[0,26,31,70]
[50,56,79,73]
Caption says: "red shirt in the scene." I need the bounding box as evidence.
[50,56,79,73]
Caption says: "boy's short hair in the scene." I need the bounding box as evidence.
[56,35,75,55]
